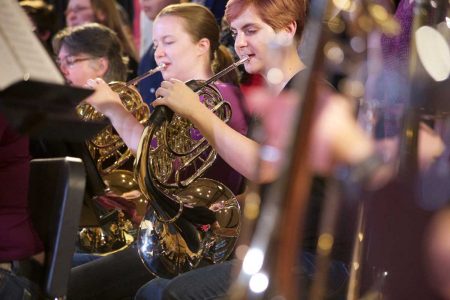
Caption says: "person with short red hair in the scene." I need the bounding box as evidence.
[133,0,372,298]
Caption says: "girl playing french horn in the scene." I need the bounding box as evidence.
[68,3,249,299]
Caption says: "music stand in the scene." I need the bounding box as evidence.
[0,80,107,141]
[28,157,86,299]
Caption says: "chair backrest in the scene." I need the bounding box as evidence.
[28,157,85,298]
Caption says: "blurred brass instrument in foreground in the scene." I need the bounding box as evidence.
[135,57,248,278]
[76,64,165,254]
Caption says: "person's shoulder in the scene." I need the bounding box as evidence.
[213,82,246,114]
[214,82,242,97]
[285,70,335,93]
[284,69,310,91]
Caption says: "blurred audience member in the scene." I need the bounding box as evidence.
[52,23,134,266]
[20,0,57,54]
[65,0,139,79]
[138,3,153,58]
[53,22,128,86]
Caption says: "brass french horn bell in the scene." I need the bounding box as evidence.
[135,57,248,278]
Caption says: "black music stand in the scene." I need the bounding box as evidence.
[0,80,107,141]
[28,157,86,299]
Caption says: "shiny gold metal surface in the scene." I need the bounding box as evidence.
[134,57,248,278]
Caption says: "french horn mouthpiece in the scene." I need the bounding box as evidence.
[238,56,250,64]
[127,64,165,86]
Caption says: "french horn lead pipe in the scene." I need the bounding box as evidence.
[139,56,249,90]
[200,56,249,88]
[127,63,166,87]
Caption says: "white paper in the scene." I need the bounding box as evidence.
[0,0,64,90]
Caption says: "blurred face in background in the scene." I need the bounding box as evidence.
[65,0,96,27]
[57,45,107,86]
[153,15,207,82]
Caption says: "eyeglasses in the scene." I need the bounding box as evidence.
[64,5,91,16]
[56,56,95,69]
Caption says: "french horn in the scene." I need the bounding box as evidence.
[77,64,165,175]
[135,57,249,278]
[76,64,165,254]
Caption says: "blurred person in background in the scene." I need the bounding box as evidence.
[20,0,57,54]
[53,23,128,86]
[65,0,139,79]
[52,23,136,268]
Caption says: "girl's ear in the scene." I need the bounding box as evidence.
[197,37,211,56]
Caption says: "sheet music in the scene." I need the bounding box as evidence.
[0,0,64,90]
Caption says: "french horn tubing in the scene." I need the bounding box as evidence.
[76,64,165,254]
[77,63,165,175]
[135,57,248,278]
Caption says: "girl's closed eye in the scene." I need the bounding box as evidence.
[244,27,258,36]
[162,37,175,46]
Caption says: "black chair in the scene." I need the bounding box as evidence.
[28,157,86,299]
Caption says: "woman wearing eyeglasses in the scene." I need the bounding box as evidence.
[64,0,138,79]
[51,23,135,268]
[53,22,127,86]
